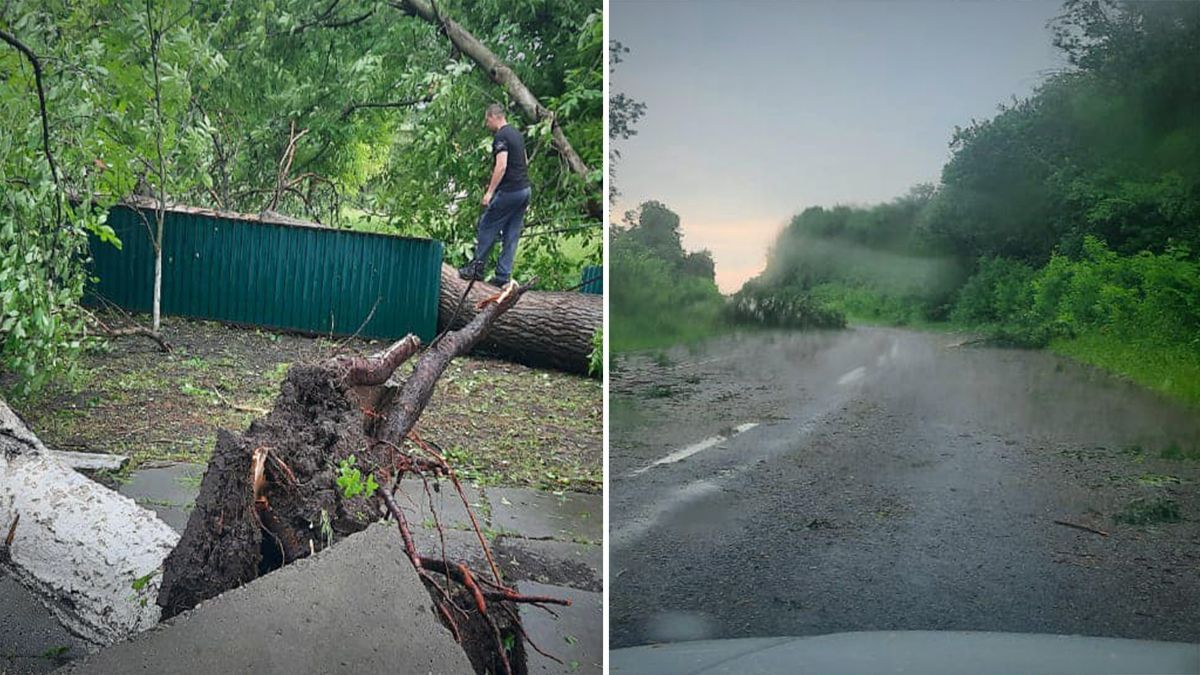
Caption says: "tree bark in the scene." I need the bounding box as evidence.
[0,399,178,645]
[438,264,601,375]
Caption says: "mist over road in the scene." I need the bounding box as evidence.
[610,328,1200,648]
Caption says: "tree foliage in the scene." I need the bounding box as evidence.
[1,0,599,390]
[608,39,645,201]
[610,202,727,351]
[752,0,1200,349]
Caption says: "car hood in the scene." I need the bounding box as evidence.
[609,631,1200,675]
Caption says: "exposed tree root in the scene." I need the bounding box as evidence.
[158,279,562,674]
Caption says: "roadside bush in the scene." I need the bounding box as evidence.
[950,257,1036,326]
[950,237,1200,349]
[1034,237,1200,344]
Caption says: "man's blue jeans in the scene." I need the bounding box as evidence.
[474,186,531,283]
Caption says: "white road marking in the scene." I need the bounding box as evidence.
[837,366,867,385]
[629,423,759,476]
[613,392,855,551]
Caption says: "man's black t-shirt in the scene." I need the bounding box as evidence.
[492,124,531,192]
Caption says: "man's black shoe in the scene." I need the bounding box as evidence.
[487,277,509,287]
[457,261,485,281]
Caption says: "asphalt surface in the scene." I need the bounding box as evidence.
[610,327,1200,649]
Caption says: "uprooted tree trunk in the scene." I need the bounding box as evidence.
[0,399,178,645]
[438,264,601,374]
[158,280,564,675]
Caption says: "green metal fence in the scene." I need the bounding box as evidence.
[580,265,603,295]
[87,205,444,340]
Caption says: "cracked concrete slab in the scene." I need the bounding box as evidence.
[60,522,473,674]
[398,478,487,531]
[115,463,203,534]
[517,581,602,675]
[408,523,493,571]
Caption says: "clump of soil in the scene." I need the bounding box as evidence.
[157,361,528,674]
[157,363,374,617]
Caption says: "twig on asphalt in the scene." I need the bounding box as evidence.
[1053,519,1109,537]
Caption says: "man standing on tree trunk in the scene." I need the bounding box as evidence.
[458,103,533,286]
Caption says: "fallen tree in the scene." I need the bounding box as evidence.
[159,280,565,675]
[438,264,601,374]
[0,399,178,646]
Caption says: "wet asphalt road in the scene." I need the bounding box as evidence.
[610,327,1200,648]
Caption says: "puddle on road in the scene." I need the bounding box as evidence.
[642,610,717,644]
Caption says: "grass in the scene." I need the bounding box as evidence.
[1123,443,1200,463]
[610,313,729,353]
[1050,333,1200,407]
[808,283,1200,408]
[1114,495,1183,525]
[1160,442,1200,461]
[4,312,601,493]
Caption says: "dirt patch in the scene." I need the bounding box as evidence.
[2,312,601,492]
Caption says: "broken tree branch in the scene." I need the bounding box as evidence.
[0,28,58,186]
[1053,519,1109,537]
[377,279,536,448]
[1,398,178,644]
[81,306,171,352]
[340,94,431,119]
[330,334,421,386]
[388,0,598,217]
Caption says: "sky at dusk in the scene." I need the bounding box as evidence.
[611,0,1068,292]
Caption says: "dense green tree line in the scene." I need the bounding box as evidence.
[610,199,846,351]
[1,0,600,392]
[610,202,728,351]
[758,2,1199,325]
